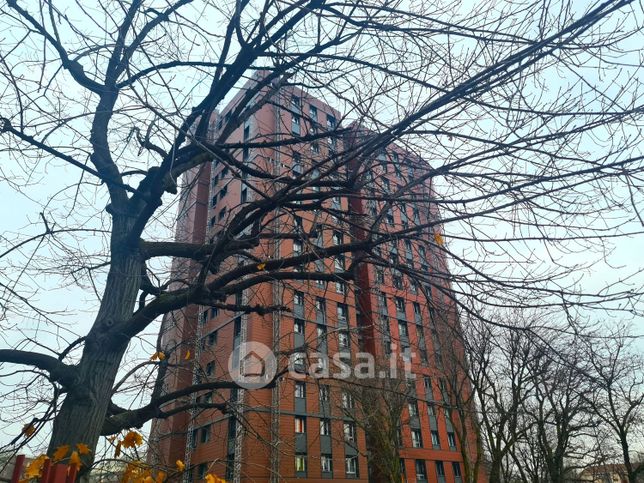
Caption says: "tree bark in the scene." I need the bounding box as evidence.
[47,217,142,465]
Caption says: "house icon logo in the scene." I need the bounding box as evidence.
[228,341,277,389]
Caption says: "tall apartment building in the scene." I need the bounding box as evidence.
[148,72,482,483]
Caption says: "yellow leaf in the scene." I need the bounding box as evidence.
[143,477,154,483]
[150,351,165,361]
[52,445,70,462]
[122,431,143,448]
[434,231,444,246]
[76,443,91,455]
[155,471,166,483]
[184,350,191,361]
[256,262,266,271]
[68,451,82,470]
[205,475,216,483]
[175,460,185,472]
[114,441,122,458]
[22,423,36,437]
[24,455,48,479]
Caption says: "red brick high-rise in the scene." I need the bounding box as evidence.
[148,71,483,483]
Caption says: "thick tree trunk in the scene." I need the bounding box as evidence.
[47,218,142,465]
[488,463,501,483]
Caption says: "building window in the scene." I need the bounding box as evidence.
[295,416,306,433]
[378,292,387,310]
[319,385,330,402]
[316,297,326,316]
[413,302,421,315]
[415,460,427,481]
[342,391,355,409]
[205,361,214,376]
[337,303,348,323]
[447,432,457,448]
[413,208,420,223]
[411,429,423,448]
[317,325,327,342]
[343,422,356,442]
[336,281,347,294]
[291,95,301,112]
[345,456,358,477]
[320,418,331,436]
[393,274,403,290]
[198,463,207,480]
[439,379,449,401]
[292,115,301,135]
[311,143,320,155]
[431,430,440,447]
[334,255,345,272]
[385,208,394,225]
[435,461,445,478]
[200,424,211,443]
[293,240,302,256]
[294,318,305,334]
[398,321,409,338]
[207,331,217,346]
[294,291,304,308]
[376,269,384,283]
[338,331,350,349]
[295,381,306,399]
[452,462,462,478]
[408,401,419,417]
[321,454,332,473]
[241,188,248,203]
[293,352,306,373]
[218,207,226,221]
[402,344,411,362]
[327,114,336,130]
[292,152,302,174]
[332,231,342,245]
[295,454,307,474]
[395,297,405,313]
[424,376,433,397]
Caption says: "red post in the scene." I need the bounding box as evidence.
[40,459,52,483]
[65,465,78,483]
[10,455,25,483]
[46,464,67,483]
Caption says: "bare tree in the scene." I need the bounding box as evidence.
[336,360,411,483]
[0,0,642,470]
[461,314,537,483]
[584,327,644,483]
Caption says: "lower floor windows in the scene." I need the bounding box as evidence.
[345,456,358,477]
[321,454,333,473]
[295,454,307,474]
[436,461,445,478]
[447,431,457,448]
[415,460,427,481]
